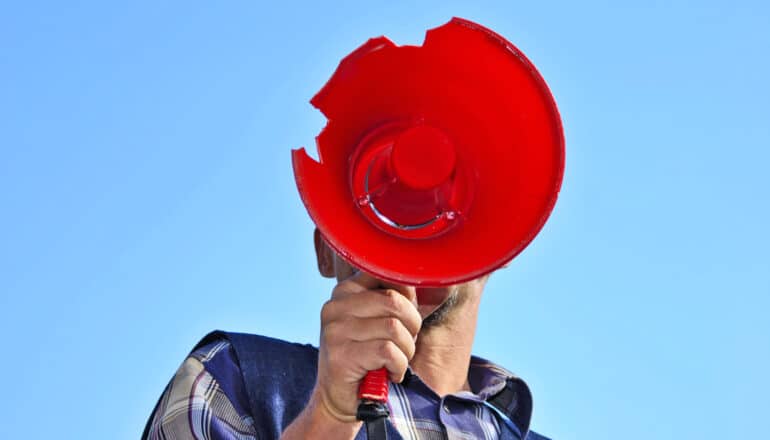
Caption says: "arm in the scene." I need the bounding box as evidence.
[281,272,421,440]
[279,392,361,439]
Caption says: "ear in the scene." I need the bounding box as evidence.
[314,228,336,278]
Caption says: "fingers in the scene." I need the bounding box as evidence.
[332,271,417,303]
[324,316,416,360]
[314,272,422,416]
[321,289,422,337]
[333,340,410,383]
[378,280,417,309]
[331,271,384,298]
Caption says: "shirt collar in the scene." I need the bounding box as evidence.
[468,354,516,399]
[403,355,534,437]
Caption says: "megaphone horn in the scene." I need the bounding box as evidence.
[293,17,564,288]
[292,16,565,437]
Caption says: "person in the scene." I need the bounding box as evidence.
[143,228,551,440]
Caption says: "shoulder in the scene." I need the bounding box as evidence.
[207,331,320,387]
[209,331,320,430]
[469,355,553,440]
[216,331,319,358]
[144,331,320,440]
[144,336,255,439]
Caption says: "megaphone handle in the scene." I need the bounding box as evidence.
[358,367,389,402]
[356,368,390,439]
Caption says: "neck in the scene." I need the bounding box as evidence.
[410,292,482,396]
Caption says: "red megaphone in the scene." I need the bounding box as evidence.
[292,16,564,433]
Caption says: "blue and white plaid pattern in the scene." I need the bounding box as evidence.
[147,338,522,439]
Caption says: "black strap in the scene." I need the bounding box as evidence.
[487,377,533,439]
[366,418,388,440]
[357,401,389,440]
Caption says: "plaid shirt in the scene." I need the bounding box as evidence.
[146,338,535,440]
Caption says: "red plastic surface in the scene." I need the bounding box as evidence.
[358,367,389,402]
[292,17,565,287]
[391,125,456,191]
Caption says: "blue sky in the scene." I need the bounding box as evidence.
[1,1,768,439]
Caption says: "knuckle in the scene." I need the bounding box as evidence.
[332,282,346,294]
[329,285,346,300]
[320,299,336,322]
[408,315,422,335]
[406,340,416,359]
[392,352,408,375]
[379,340,397,359]
[336,279,357,293]
[385,317,401,336]
[382,290,403,314]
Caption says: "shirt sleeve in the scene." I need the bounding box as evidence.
[145,340,258,440]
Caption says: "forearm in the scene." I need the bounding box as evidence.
[280,393,362,440]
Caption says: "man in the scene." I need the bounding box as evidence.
[143,229,551,439]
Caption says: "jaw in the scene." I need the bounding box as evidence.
[416,286,458,320]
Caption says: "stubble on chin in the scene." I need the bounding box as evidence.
[420,286,462,329]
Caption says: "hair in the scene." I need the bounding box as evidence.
[421,287,461,328]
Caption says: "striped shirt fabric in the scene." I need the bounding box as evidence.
[146,338,528,440]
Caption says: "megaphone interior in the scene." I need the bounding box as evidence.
[292,17,564,288]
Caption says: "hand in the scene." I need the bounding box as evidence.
[314,271,422,422]
[281,272,421,439]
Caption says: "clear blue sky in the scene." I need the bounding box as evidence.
[1,1,768,439]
